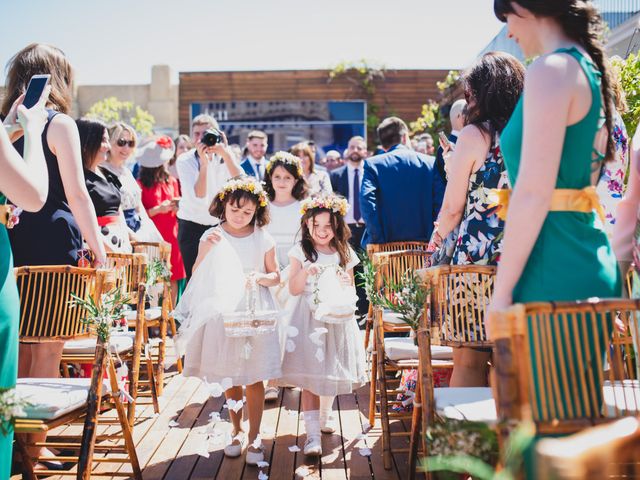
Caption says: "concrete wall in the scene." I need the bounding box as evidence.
[75,65,179,135]
[607,12,640,58]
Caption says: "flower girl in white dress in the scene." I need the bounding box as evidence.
[174,176,281,465]
[278,195,367,456]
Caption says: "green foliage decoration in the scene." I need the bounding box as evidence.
[85,96,155,137]
[69,287,130,343]
[610,53,640,135]
[410,70,460,140]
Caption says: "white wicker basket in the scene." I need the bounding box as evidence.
[223,275,278,337]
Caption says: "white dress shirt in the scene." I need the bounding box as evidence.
[248,156,267,180]
[176,149,233,226]
[344,163,364,224]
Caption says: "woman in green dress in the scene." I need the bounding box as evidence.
[0,86,50,478]
[489,0,622,475]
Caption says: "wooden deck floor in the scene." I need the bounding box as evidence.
[25,340,412,480]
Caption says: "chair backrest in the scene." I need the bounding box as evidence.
[491,299,640,436]
[423,264,496,347]
[105,252,147,300]
[131,241,171,285]
[15,266,109,342]
[367,241,430,257]
[372,249,432,305]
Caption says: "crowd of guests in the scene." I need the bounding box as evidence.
[1,0,640,475]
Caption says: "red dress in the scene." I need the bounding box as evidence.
[139,178,186,281]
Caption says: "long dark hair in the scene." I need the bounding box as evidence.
[464,52,525,139]
[264,161,308,201]
[300,208,351,268]
[139,166,170,188]
[494,0,615,161]
[2,43,74,116]
[76,118,107,169]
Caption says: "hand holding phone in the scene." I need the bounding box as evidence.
[4,75,51,141]
[438,131,451,149]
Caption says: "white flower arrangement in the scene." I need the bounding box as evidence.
[300,195,349,217]
[0,387,27,434]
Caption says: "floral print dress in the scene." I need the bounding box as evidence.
[452,134,509,266]
[597,112,629,236]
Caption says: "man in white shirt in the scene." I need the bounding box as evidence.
[176,114,242,280]
[330,135,368,315]
[240,130,268,180]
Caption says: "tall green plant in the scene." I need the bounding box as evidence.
[85,97,155,137]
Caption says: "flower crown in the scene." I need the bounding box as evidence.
[265,151,303,177]
[218,177,268,207]
[300,195,349,217]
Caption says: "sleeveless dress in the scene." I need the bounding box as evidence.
[9,110,82,265]
[500,47,622,476]
[0,192,19,480]
[277,244,367,396]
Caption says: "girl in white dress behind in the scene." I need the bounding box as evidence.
[176,175,281,466]
[279,195,367,456]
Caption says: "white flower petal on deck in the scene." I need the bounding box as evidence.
[288,445,301,452]
[285,339,296,352]
[168,420,180,428]
[295,466,310,477]
[315,348,325,362]
[358,447,372,456]
[226,399,244,413]
[286,325,299,337]
[220,377,233,391]
[258,471,269,480]
[257,461,269,468]
[209,412,221,423]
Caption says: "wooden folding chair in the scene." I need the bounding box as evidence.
[490,299,640,446]
[61,255,159,426]
[536,417,640,479]
[131,240,183,391]
[13,266,142,479]
[104,252,160,419]
[364,241,431,351]
[369,249,454,470]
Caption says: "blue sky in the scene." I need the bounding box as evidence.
[0,0,504,86]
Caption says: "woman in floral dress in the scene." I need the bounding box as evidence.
[429,52,525,387]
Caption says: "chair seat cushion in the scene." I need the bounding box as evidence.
[434,387,497,424]
[382,310,408,325]
[124,307,162,322]
[63,332,135,355]
[384,337,453,361]
[16,378,111,420]
[603,380,640,417]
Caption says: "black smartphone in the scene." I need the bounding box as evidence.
[22,74,51,109]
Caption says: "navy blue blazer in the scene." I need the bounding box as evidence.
[360,144,445,247]
[329,165,349,199]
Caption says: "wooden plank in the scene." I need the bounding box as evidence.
[336,392,372,480]
[295,395,321,480]
[319,397,347,480]
[188,395,228,480]
[269,387,302,480]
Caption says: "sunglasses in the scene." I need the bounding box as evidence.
[116,138,135,148]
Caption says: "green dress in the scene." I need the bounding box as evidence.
[499,47,622,477]
[0,193,19,480]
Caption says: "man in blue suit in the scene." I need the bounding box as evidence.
[240,130,268,180]
[360,117,445,247]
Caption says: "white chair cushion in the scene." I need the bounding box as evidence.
[434,387,497,424]
[124,307,162,322]
[16,378,111,420]
[63,332,135,355]
[382,310,408,325]
[603,380,640,417]
[384,337,453,361]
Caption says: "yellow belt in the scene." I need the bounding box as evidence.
[489,186,605,222]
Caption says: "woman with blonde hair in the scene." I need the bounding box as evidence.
[102,122,162,242]
[290,142,333,196]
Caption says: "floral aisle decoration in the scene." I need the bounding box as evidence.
[69,287,131,343]
[0,387,28,435]
[376,269,430,334]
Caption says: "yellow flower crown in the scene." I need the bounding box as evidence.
[265,151,304,177]
[218,177,268,207]
[300,195,349,217]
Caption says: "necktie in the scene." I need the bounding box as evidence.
[353,168,361,222]
[256,162,263,181]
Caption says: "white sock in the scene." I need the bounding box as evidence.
[319,396,334,425]
[304,410,320,438]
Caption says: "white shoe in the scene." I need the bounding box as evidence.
[245,443,265,465]
[320,413,337,434]
[264,386,279,401]
[224,432,246,458]
[303,436,322,456]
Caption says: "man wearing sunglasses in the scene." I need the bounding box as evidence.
[176,114,242,281]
